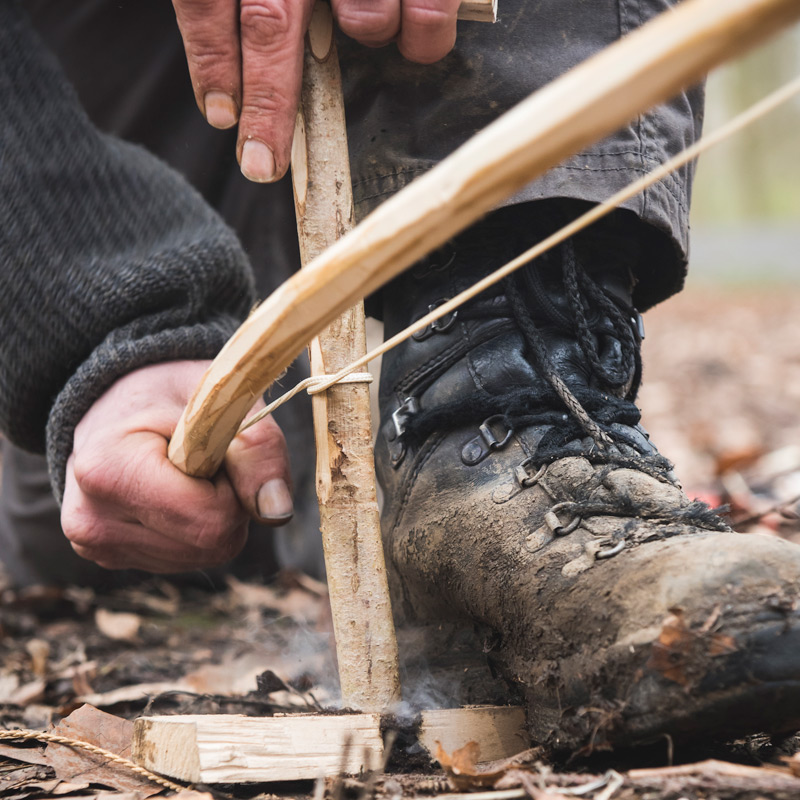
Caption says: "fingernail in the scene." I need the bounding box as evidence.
[241,139,276,182]
[204,91,238,129]
[257,479,293,521]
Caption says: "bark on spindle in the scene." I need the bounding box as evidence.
[290,1,401,712]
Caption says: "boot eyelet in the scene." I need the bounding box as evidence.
[515,458,547,488]
[545,503,582,536]
[387,397,419,469]
[631,310,645,341]
[461,416,513,466]
[411,299,458,341]
[479,415,513,451]
[390,396,419,440]
[597,540,626,559]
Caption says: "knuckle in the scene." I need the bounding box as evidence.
[240,0,294,44]
[189,513,235,551]
[187,42,238,72]
[174,0,225,18]
[403,2,454,28]
[62,510,107,551]
[72,454,119,500]
[191,513,247,561]
[336,6,397,42]
[240,84,293,121]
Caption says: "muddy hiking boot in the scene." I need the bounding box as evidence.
[375,203,800,752]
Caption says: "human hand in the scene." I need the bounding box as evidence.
[61,361,293,573]
[171,0,461,182]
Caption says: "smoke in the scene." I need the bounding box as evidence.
[393,623,511,717]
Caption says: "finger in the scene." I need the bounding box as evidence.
[397,0,460,64]
[237,0,315,182]
[225,411,293,525]
[333,0,401,47]
[172,0,242,129]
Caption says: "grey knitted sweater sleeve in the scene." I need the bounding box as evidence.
[0,1,256,501]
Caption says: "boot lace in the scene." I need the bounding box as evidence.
[400,241,729,537]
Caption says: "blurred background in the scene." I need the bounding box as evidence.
[637,25,800,538]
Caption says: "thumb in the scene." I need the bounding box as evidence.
[224,411,294,525]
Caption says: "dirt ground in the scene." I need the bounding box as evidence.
[2,286,800,800]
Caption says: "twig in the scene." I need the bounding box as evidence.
[435,789,527,800]
[592,771,624,800]
[731,491,800,529]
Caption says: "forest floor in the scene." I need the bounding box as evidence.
[3,285,800,800]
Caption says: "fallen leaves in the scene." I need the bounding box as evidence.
[0,571,336,723]
[43,706,160,795]
[0,676,45,707]
[0,705,163,796]
[639,290,800,543]
[436,741,501,790]
[435,741,546,792]
[222,574,326,623]
[25,641,50,678]
[94,611,141,644]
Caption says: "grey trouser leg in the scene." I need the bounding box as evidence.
[341,0,704,310]
[0,442,117,588]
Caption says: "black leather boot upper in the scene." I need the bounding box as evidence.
[377,206,662,520]
[374,206,800,751]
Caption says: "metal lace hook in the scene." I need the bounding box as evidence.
[545,502,582,536]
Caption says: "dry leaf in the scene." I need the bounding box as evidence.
[170,792,216,800]
[226,576,322,621]
[75,651,285,707]
[435,741,512,790]
[25,640,50,678]
[69,663,97,697]
[0,765,51,784]
[0,673,21,702]
[76,680,190,708]
[184,652,272,695]
[780,751,800,777]
[646,608,737,687]
[0,743,49,766]
[277,569,328,597]
[0,765,60,799]
[95,609,142,643]
[42,704,161,796]
[118,581,181,616]
[51,780,95,795]
[10,679,46,707]
[61,794,149,800]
